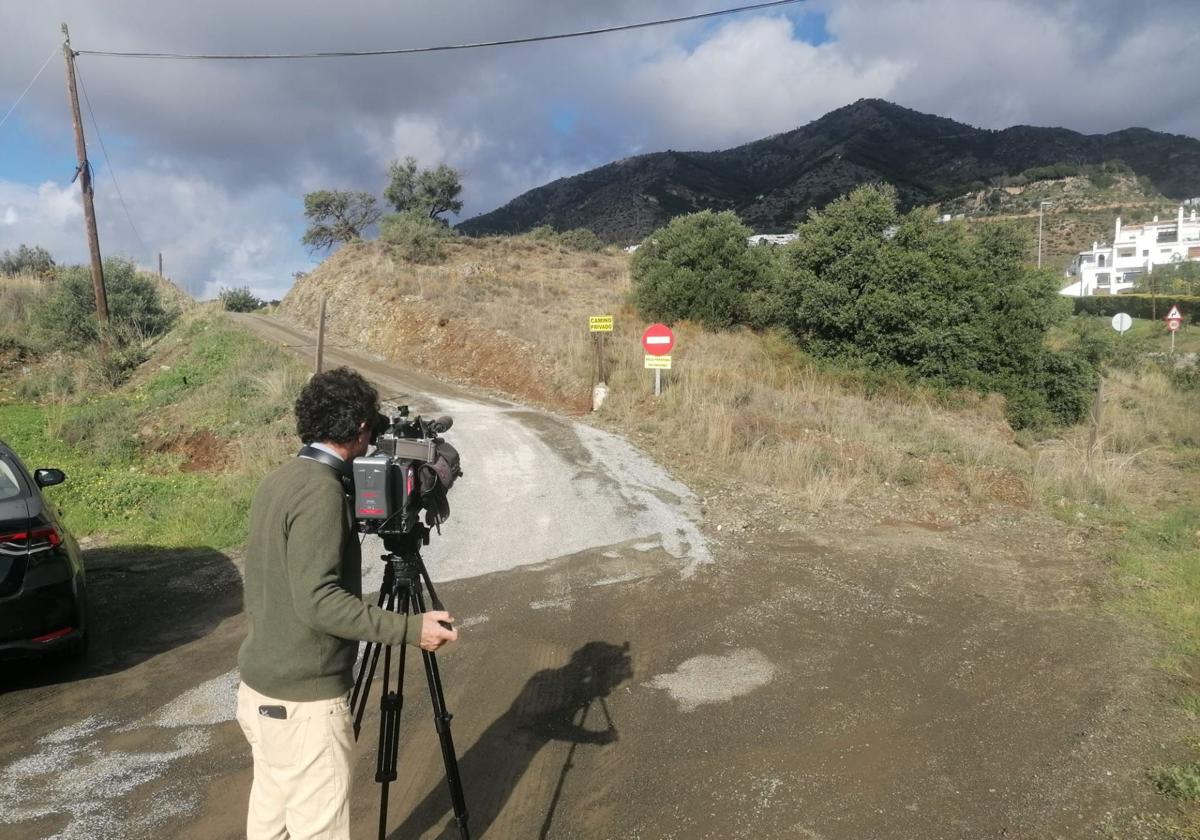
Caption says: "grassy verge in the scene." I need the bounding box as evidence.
[0,310,307,549]
[1113,507,1200,678]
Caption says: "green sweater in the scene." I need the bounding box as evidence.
[238,456,418,701]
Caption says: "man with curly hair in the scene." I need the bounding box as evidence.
[236,366,458,840]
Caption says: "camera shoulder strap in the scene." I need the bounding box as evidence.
[297,445,354,492]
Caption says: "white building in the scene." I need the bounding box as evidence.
[1063,206,1200,296]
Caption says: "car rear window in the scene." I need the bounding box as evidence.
[0,457,26,501]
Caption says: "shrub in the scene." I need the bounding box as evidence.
[32,258,176,349]
[379,211,453,263]
[527,225,558,243]
[219,286,265,312]
[632,210,769,329]
[0,244,55,278]
[781,185,1092,428]
[557,228,606,252]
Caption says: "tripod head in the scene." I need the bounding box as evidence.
[380,523,431,559]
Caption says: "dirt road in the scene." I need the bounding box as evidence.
[0,313,1190,839]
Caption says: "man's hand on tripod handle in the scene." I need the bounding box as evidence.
[420,611,458,651]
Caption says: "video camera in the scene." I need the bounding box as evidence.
[352,406,461,536]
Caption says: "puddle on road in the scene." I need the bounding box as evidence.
[645,649,779,712]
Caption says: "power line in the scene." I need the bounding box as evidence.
[75,63,151,262]
[75,0,806,60]
[0,46,58,133]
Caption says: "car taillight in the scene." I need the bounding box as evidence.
[0,526,62,555]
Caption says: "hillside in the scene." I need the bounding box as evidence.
[457,99,1200,244]
[935,170,1187,271]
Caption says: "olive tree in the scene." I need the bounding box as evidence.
[301,190,381,252]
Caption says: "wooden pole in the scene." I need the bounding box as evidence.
[158,252,163,277]
[1086,375,1104,471]
[61,23,108,327]
[315,295,328,374]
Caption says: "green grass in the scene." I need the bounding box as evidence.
[1113,507,1200,671]
[1109,316,1200,355]
[1151,761,1200,801]
[0,312,307,550]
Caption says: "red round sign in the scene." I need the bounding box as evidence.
[642,323,675,356]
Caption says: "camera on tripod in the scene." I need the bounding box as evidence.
[352,406,461,536]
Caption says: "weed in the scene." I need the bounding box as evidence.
[1151,763,1200,800]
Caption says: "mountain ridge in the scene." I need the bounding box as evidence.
[457,99,1200,243]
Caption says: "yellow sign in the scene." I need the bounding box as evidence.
[644,355,672,370]
[589,315,614,332]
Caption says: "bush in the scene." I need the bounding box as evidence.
[527,225,558,243]
[780,185,1093,428]
[32,258,176,348]
[632,210,770,329]
[0,244,54,278]
[524,225,607,252]
[379,211,454,263]
[556,228,606,252]
[219,286,265,312]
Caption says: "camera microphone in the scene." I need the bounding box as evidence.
[431,416,453,434]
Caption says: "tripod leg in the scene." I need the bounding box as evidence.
[353,568,396,739]
[412,584,471,840]
[375,579,411,840]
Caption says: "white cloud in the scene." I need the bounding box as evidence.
[630,17,903,150]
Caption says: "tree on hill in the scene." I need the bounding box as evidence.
[384,157,463,221]
[301,190,381,252]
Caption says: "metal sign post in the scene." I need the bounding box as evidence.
[641,324,675,397]
[1165,304,1182,355]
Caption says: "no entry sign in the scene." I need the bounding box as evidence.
[642,323,675,356]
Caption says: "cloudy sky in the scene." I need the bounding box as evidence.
[1,0,1198,300]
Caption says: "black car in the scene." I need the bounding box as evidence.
[0,440,87,660]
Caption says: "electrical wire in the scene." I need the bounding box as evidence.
[74,0,806,60]
[0,46,59,133]
[75,63,151,262]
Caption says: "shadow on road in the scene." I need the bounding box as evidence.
[0,545,242,694]
[389,640,633,840]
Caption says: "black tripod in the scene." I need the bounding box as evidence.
[350,526,470,840]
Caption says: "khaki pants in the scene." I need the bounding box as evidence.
[236,681,355,840]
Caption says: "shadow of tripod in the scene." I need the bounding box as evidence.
[389,640,633,840]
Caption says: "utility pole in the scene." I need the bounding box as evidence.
[61,23,108,326]
[1037,200,1052,269]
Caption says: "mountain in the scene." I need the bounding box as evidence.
[456,99,1200,243]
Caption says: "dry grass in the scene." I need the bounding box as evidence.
[598,325,1031,511]
[0,273,48,336]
